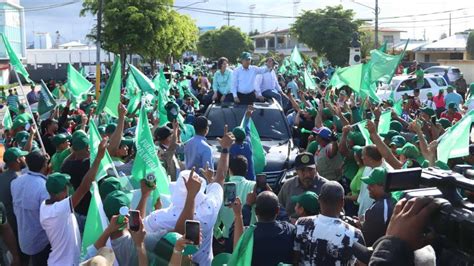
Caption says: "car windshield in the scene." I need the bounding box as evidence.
[389,79,402,91]
[206,107,290,141]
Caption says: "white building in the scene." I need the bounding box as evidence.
[251,28,315,56]
[33,32,52,49]
[414,32,468,63]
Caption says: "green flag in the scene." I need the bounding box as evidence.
[67,64,93,99]
[132,104,170,198]
[228,226,255,266]
[278,63,287,75]
[338,64,364,93]
[157,69,170,96]
[125,71,139,98]
[437,110,474,163]
[79,66,87,77]
[318,58,324,68]
[241,118,266,174]
[129,64,155,93]
[357,120,373,145]
[153,75,170,127]
[2,107,12,130]
[1,33,33,84]
[89,119,116,181]
[96,56,121,118]
[290,46,303,66]
[303,69,317,91]
[328,67,346,89]
[369,49,403,84]
[81,182,110,258]
[377,110,391,134]
[378,41,388,53]
[37,80,57,115]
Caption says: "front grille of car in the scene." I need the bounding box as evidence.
[264,170,286,186]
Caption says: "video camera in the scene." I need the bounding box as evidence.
[385,166,474,264]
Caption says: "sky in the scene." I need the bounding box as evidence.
[21,0,474,46]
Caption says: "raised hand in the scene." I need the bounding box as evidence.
[184,168,202,197]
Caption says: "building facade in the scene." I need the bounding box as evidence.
[251,29,316,56]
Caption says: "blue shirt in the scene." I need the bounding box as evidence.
[231,65,269,97]
[11,171,50,255]
[213,69,233,95]
[229,116,255,180]
[287,80,299,99]
[255,71,281,96]
[184,135,214,170]
[444,92,463,107]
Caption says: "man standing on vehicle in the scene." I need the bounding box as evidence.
[231,52,271,104]
[255,57,285,106]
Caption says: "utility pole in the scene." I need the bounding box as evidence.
[374,0,379,48]
[96,0,103,100]
[223,11,234,26]
[249,4,256,33]
[449,13,452,36]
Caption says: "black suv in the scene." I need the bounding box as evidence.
[204,101,298,192]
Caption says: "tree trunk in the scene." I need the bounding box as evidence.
[120,49,127,78]
[149,59,156,76]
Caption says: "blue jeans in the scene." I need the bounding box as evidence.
[262,90,283,106]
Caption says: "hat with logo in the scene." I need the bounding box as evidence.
[52,133,71,147]
[294,152,316,169]
[437,118,451,129]
[103,190,131,219]
[361,167,387,185]
[396,143,421,159]
[99,177,124,200]
[15,131,30,147]
[3,147,28,163]
[165,101,180,122]
[312,126,332,140]
[390,135,406,148]
[46,173,72,195]
[240,52,252,60]
[291,191,319,215]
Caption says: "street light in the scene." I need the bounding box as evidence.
[176,0,209,11]
[351,0,380,48]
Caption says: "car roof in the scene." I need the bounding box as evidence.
[425,65,459,70]
[207,101,282,111]
[391,74,443,81]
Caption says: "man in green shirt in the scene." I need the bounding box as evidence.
[50,133,72,172]
[414,65,424,89]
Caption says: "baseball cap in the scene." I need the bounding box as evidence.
[46,173,72,195]
[232,126,246,141]
[390,135,406,148]
[318,181,344,203]
[427,92,433,97]
[11,119,27,131]
[420,107,435,117]
[437,118,451,129]
[15,131,30,146]
[348,131,366,146]
[448,102,457,110]
[312,126,332,140]
[305,107,317,117]
[120,137,134,147]
[361,167,387,185]
[18,103,26,110]
[52,133,71,147]
[193,116,211,131]
[240,52,252,60]
[447,86,454,92]
[103,190,131,219]
[291,191,319,215]
[322,119,334,129]
[396,143,421,159]
[165,101,180,122]
[390,121,403,132]
[154,126,173,141]
[105,123,117,135]
[98,125,106,135]
[99,177,124,200]
[294,152,316,169]
[71,133,89,151]
[322,108,332,117]
[352,145,363,156]
[3,147,28,163]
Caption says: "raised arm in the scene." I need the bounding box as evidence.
[174,168,200,234]
[214,125,235,186]
[366,120,404,169]
[108,104,127,156]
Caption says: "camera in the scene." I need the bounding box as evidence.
[385,166,474,264]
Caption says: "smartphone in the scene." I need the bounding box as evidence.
[25,123,30,131]
[185,220,200,245]
[128,210,140,232]
[223,182,237,206]
[256,174,267,193]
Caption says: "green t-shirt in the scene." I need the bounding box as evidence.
[306,141,319,155]
[350,166,364,195]
[415,69,424,85]
[51,148,72,172]
[343,158,359,181]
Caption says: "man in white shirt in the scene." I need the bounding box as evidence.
[39,138,107,266]
[255,57,285,106]
[232,52,270,104]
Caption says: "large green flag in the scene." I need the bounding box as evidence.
[437,110,474,163]
[1,33,33,84]
[378,41,388,53]
[377,110,391,134]
[357,120,373,145]
[79,66,87,77]
[37,80,57,115]
[96,56,121,118]
[81,182,110,258]
[67,64,93,99]
[228,226,255,266]
[328,67,346,89]
[89,120,116,181]
[303,69,317,91]
[132,105,170,198]
[2,107,12,130]
[290,46,303,66]
[369,49,403,84]
[129,64,155,93]
[157,69,170,96]
[338,64,364,93]
[152,74,170,127]
[241,117,266,174]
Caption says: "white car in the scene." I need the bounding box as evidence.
[424,65,461,85]
[376,74,448,102]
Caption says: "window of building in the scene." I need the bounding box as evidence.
[255,38,265,48]
[449,53,463,60]
[382,35,394,44]
[424,54,430,62]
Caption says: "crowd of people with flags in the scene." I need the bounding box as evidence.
[1,29,474,266]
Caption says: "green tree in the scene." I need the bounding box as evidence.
[467,31,474,60]
[359,29,375,59]
[291,5,361,66]
[81,0,173,74]
[197,26,254,62]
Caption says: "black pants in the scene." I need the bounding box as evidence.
[237,92,256,104]
[216,92,234,103]
[31,244,51,266]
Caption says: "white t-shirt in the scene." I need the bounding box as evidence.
[357,161,393,218]
[40,197,81,266]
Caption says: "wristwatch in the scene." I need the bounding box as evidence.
[221,148,229,154]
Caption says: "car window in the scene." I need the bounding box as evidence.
[425,67,441,73]
[396,79,416,92]
[451,68,461,74]
[206,107,290,140]
[430,77,447,87]
[422,78,431,89]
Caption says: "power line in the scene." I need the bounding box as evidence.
[377,7,471,20]
[379,14,474,24]
[0,1,81,13]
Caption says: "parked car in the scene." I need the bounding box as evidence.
[377,74,448,102]
[204,101,298,192]
[424,66,461,84]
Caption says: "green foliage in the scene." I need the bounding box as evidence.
[467,31,474,60]
[359,29,375,59]
[197,26,254,62]
[291,5,362,66]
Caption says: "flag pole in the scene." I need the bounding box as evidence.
[12,69,47,154]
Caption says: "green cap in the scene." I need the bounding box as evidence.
[411,134,426,144]
[240,52,252,60]
[306,141,319,155]
[15,131,30,146]
[72,129,88,139]
[105,123,117,135]
[323,119,334,129]
[120,137,134,147]
[46,173,72,195]
[381,130,399,140]
[448,102,457,110]
[212,253,232,266]
[98,125,106,135]
[3,147,28,163]
[427,92,433,97]
[103,190,131,219]
[390,135,406,148]
[352,145,363,155]
[291,191,319,215]
[437,118,451,129]
[435,160,450,170]
[396,143,420,159]
[438,88,444,93]
[11,119,27,130]
[52,133,71,147]
[99,177,124,200]
[348,131,366,146]
[447,85,454,92]
[18,103,26,110]
[71,133,89,151]
[322,108,332,117]
[420,107,435,117]
[232,127,246,141]
[305,107,317,117]
[361,167,387,185]
[390,121,403,132]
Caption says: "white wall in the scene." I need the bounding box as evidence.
[26,48,114,67]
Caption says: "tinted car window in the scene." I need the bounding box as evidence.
[425,67,441,73]
[451,68,461,74]
[397,79,416,92]
[422,78,431,89]
[207,107,290,140]
[430,77,447,87]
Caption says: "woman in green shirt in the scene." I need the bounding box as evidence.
[344,145,365,216]
[212,57,233,103]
